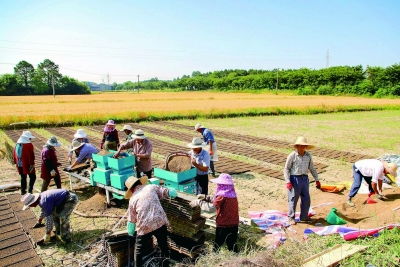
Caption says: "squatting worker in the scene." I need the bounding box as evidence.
[13,131,36,195]
[68,141,99,169]
[188,137,210,195]
[124,176,177,267]
[114,129,153,178]
[21,189,78,244]
[101,120,119,151]
[347,159,398,207]
[284,136,321,225]
[41,137,62,192]
[67,129,90,164]
[195,123,218,177]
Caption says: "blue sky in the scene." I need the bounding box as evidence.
[0,0,399,82]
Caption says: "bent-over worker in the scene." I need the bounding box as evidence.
[67,129,90,164]
[68,141,99,169]
[40,137,62,192]
[195,123,218,177]
[188,137,210,195]
[13,131,36,195]
[124,176,177,267]
[21,188,78,244]
[347,159,398,207]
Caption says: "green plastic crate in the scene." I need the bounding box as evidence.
[92,152,114,170]
[92,168,112,185]
[112,193,124,200]
[108,153,135,172]
[154,167,196,183]
[110,172,134,190]
[164,179,196,195]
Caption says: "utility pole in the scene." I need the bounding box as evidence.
[137,74,140,93]
[276,69,279,90]
[107,73,110,90]
[326,49,330,68]
[51,73,55,98]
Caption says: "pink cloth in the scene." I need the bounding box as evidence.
[215,184,237,198]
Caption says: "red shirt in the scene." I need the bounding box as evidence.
[13,143,35,174]
[213,196,239,227]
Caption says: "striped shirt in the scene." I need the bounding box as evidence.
[284,151,319,182]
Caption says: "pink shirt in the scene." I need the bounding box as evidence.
[127,184,169,235]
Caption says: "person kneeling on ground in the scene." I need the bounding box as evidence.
[40,137,62,192]
[21,188,79,244]
[124,176,177,267]
[284,136,321,225]
[188,137,210,195]
[347,159,398,207]
[68,141,99,169]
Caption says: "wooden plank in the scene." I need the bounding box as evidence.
[303,244,368,267]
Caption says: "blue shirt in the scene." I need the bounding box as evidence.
[39,189,69,217]
[76,143,99,163]
[202,128,215,144]
[190,149,210,175]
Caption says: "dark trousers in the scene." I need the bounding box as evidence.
[136,169,152,179]
[195,174,209,195]
[348,164,374,199]
[214,226,239,252]
[19,171,36,194]
[287,175,310,220]
[135,225,169,267]
[41,175,62,192]
[209,161,216,176]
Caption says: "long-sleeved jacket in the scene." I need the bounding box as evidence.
[13,143,35,174]
[101,129,119,146]
[40,146,60,180]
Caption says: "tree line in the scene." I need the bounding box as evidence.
[0,59,90,95]
[117,64,400,97]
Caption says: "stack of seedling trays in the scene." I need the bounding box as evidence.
[161,196,206,258]
[91,151,135,199]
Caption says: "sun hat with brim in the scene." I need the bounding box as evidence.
[124,175,148,199]
[133,129,146,139]
[70,140,85,151]
[21,193,40,210]
[293,136,315,149]
[106,120,116,126]
[194,123,205,131]
[21,131,35,139]
[187,137,206,149]
[74,129,87,139]
[211,173,234,185]
[384,162,398,178]
[120,125,134,132]
[17,136,31,144]
[46,136,62,147]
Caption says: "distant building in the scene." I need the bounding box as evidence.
[85,82,113,91]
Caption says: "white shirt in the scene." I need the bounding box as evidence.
[354,159,384,183]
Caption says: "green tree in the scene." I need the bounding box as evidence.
[0,74,20,95]
[14,60,35,92]
[36,59,61,93]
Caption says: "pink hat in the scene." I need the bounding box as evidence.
[106,120,116,126]
[210,173,234,185]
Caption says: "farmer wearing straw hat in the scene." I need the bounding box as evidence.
[347,159,398,207]
[124,176,177,267]
[40,137,63,192]
[101,120,119,151]
[21,189,78,244]
[13,131,36,195]
[188,137,211,195]
[195,123,218,177]
[114,129,153,178]
[68,141,99,169]
[284,136,320,225]
[120,124,134,142]
[67,129,90,164]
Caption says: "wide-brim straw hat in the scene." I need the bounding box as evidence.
[187,137,206,149]
[120,125,134,132]
[194,123,204,131]
[124,175,148,199]
[106,120,116,126]
[210,173,234,185]
[21,193,40,210]
[133,129,146,139]
[384,162,398,178]
[21,131,35,139]
[293,136,315,149]
[74,129,88,139]
[17,136,31,144]
[46,136,62,147]
[70,140,85,151]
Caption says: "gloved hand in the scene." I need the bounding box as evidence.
[43,233,51,243]
[316,181,321,189]
[197,194,206,200]
[127,221,136,236]
[286,183,293,190]
[33,222,45,228]
[50,170,56,177]
[167,187,178,199]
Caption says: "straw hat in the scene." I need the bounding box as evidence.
[384,162,398,178]
[293,136,315,149]
[74,129,87,139]
[120,125,134,132]
[106,120,116,126]
[21,131,35,139]
[124,175,149,199]
[187,137,206,149]
[194,123,204,131]
[133,129,146,139]
[17,131,35,144]
[46,136,62,147]
[70,140,85,151]
[21,193,40,210]
[210,173,234,185]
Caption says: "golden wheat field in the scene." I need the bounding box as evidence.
[1,91,400,127]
